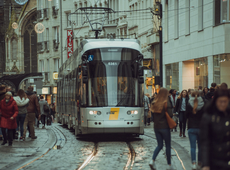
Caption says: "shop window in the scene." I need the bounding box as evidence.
[194,57,208,89]
[165,63,179,91]
[213,54,230,87]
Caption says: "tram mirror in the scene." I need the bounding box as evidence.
[138,77,144,84]
[82,55,87,62]
[82,66,88,76]
[138,54,143,62]
[138,66,143,76]
[83,76,88,84]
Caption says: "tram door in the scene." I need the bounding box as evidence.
[76,66,82,126]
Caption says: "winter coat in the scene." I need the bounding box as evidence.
[39,99,50,115]
[152,99,173,129]
[13,96,30,114]
[200,107,230,169]
[175,97,189,113]
[205,91,214,101]
[170,94,178,107]
[186,97,204,129]
[25,91,40,114]
[0,91,6,101]
[0,97,18,129]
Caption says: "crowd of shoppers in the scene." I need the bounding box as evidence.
[0,85,54,146]
[149,82,230,170]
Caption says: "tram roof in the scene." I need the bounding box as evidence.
[81,39,141,53]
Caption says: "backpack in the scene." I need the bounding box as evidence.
[43,104,49,112]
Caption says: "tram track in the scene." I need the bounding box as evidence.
[16,125,67,170]
[124,142,136,170]
[76,140,136,170]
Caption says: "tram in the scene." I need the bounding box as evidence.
[57,39,145,136]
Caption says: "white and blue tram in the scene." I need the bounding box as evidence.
[57,39,145,136]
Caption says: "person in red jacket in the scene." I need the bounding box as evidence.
[0,92,18,146]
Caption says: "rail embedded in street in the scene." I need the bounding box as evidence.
[124,142,136,170]
[77,142,98,170]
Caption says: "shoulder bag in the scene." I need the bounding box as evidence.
[164,102,177,129]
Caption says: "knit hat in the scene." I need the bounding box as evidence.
[5,91,12,96]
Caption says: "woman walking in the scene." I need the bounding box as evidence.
[186,91,204,170]
[39,96,50,129]
[200,89,230,170]
[175,90,189,137]
[149,88,174,170]
[0,92,18,146]
[13,89,29,140]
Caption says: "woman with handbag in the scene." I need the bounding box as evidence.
[149,88,175,170]
[186,91,204,170]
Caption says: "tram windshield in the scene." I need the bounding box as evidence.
[85,48,143,107]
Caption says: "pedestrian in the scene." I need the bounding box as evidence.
[0,85,6,141]
[149,88,174,170]
[169,91,177,132]
[203,87,209,96]
[23,86,40,140]
[144,94,150,126]
[186,91,204,170]
[0,92,18,146]
[6,86,15,96]
[200,89,230,170]
[198,86,202,91]
[188,89,194,98]
[13,89,29,140]
[169,89,178,112]
[175,90,189,137]
[150,92,157,122]
[50,103,55,123]
[220,82,228,90]
[205,87,215,101]
[39,96,50,129]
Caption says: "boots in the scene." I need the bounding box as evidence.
[179,131,182,137]
[1,140,7,145]
[183,132,186,137]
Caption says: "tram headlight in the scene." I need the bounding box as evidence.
[89,111,101,115]
[127,110,138,115]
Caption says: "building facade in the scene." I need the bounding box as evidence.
[162,0,230,91]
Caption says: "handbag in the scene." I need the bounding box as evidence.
[164,103,177,129]
[147,110,151,118]
[43,104,50,112]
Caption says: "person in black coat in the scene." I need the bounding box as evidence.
[175,90,189,137]
[200,89,230,170]
[186,91,205,170]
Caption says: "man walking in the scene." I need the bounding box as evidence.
[23,86,40,140]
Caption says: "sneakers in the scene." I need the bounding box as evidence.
[8,142,12,146]
[192,164,197,170]
[167,165,176,170]
[149,160,156,170]
[42,126,46,129]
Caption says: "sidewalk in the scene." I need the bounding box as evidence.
[0,126,55,170]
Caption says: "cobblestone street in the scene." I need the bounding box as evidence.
[0,122,194,170]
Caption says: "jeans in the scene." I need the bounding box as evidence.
[1,128,14,143]
[188,128,201,163]
[144,109,149,125]
[152,128,171,164]
[16,114,26,137]
[179,111,187,133]
[41,114,46,126]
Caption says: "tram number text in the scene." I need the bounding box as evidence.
[106,112,116,115]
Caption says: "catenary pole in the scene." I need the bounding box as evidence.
[60,0,63,65]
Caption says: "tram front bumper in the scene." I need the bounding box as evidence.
[81,120,142,134]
